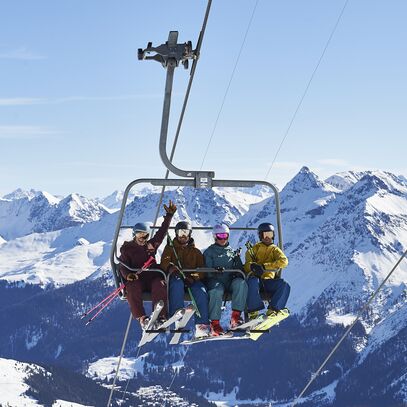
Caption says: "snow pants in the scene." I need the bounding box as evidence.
[125,271,167,319]
[247,277,290,312]
[169,276,209,324]
[206,276,248,321]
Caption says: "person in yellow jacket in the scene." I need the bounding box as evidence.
[244,222,290,318]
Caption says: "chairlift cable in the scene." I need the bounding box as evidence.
[200,0,260,170]
[119,346,142,403]
[107,313,133,407]
[264,0,350,180]
[291,249,407,407]
[168,347,190,391]
[107,3,213,405]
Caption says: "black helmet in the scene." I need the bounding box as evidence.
[257,223,274,233]
[257,222,274,241]
[175,221,192,232]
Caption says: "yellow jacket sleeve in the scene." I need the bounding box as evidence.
[263,246,288,270]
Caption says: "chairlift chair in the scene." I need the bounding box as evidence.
[110,32,284,305]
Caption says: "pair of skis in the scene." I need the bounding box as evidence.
[180,308,290,345]
[138,302,196,347]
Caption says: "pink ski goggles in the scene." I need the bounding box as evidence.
[215,233,229,240]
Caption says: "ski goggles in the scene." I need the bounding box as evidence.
[176,229,191,237]
[215,233,229,240]
[134,232,149,240]
[262,231,274,239]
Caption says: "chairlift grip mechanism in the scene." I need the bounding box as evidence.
[139,31,215,188]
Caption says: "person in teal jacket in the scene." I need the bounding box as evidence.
[204,224,248,336]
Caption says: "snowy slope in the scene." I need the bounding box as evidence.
[0,190,109,240]
[1,168,407,406]
[231,167,407,371]
[98,185,160,210]
[0,186,254,286]
[0,358,44,406]
[0,358,92,407]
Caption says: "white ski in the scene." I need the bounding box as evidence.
[138,300,164,348]
[169,305,196,345]
[181,332,250,345]
[144,307,185,344]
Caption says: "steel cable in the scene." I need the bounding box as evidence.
[264,0,350,180]
[107,2,213,405]
[291,249,407,407]
[200,0,260,170]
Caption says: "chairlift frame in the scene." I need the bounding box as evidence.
[110,31,284,301]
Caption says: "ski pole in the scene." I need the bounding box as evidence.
[81,284,125,320]
[84,256,156,325]
[85,291,120,326]
[245,241,257,263]
[166,233,201,318]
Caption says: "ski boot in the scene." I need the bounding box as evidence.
[138,316,150,330]
[210,320,225,336]
[248,310,259,320]
[266,308,279,318]
[229,310,244,329]
[194,324,210,338]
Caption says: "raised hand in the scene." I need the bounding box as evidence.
[163,200,177,215]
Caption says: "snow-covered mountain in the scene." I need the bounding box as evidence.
[0,189,109,241]
[0,357,106,406]
[1,168,406,406]
[0,186,262,286]
[98,186,159,211]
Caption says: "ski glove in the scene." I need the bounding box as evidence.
[250,263,265,278]
[215,266,225,272]
[168,265,181,278]
[163,200,177,215]
[126,273,138,281]
[184,275,195,288]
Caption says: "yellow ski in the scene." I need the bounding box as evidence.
[249,308,290,341]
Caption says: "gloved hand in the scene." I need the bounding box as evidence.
[215,266,225,272]
[168,265,181,278]
[184,276,195,288]
[163,200,177,215]
[126,273,138,281]
[250,263,265,278]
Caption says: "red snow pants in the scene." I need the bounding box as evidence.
[125,271,167,319]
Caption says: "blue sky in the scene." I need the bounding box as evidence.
[1,0,406,198]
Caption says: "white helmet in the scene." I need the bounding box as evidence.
[212,224,230,237]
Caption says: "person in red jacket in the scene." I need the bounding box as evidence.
[119,200,177,328]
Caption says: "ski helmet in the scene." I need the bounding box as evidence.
[175,220,192,238]
[257,223,274,240]
[175,221,192,232]
[132,222,152,237]
[213,224,230,238]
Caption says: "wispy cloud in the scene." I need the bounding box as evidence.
[0,94,165,106]
[0,125,61,139]
[0,98,44,106]
[0,47,45,60]
[317,158,349,167]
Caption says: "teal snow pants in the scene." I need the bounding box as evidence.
[206,275,248,321]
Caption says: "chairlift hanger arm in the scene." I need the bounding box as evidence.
[139,31,215,186]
